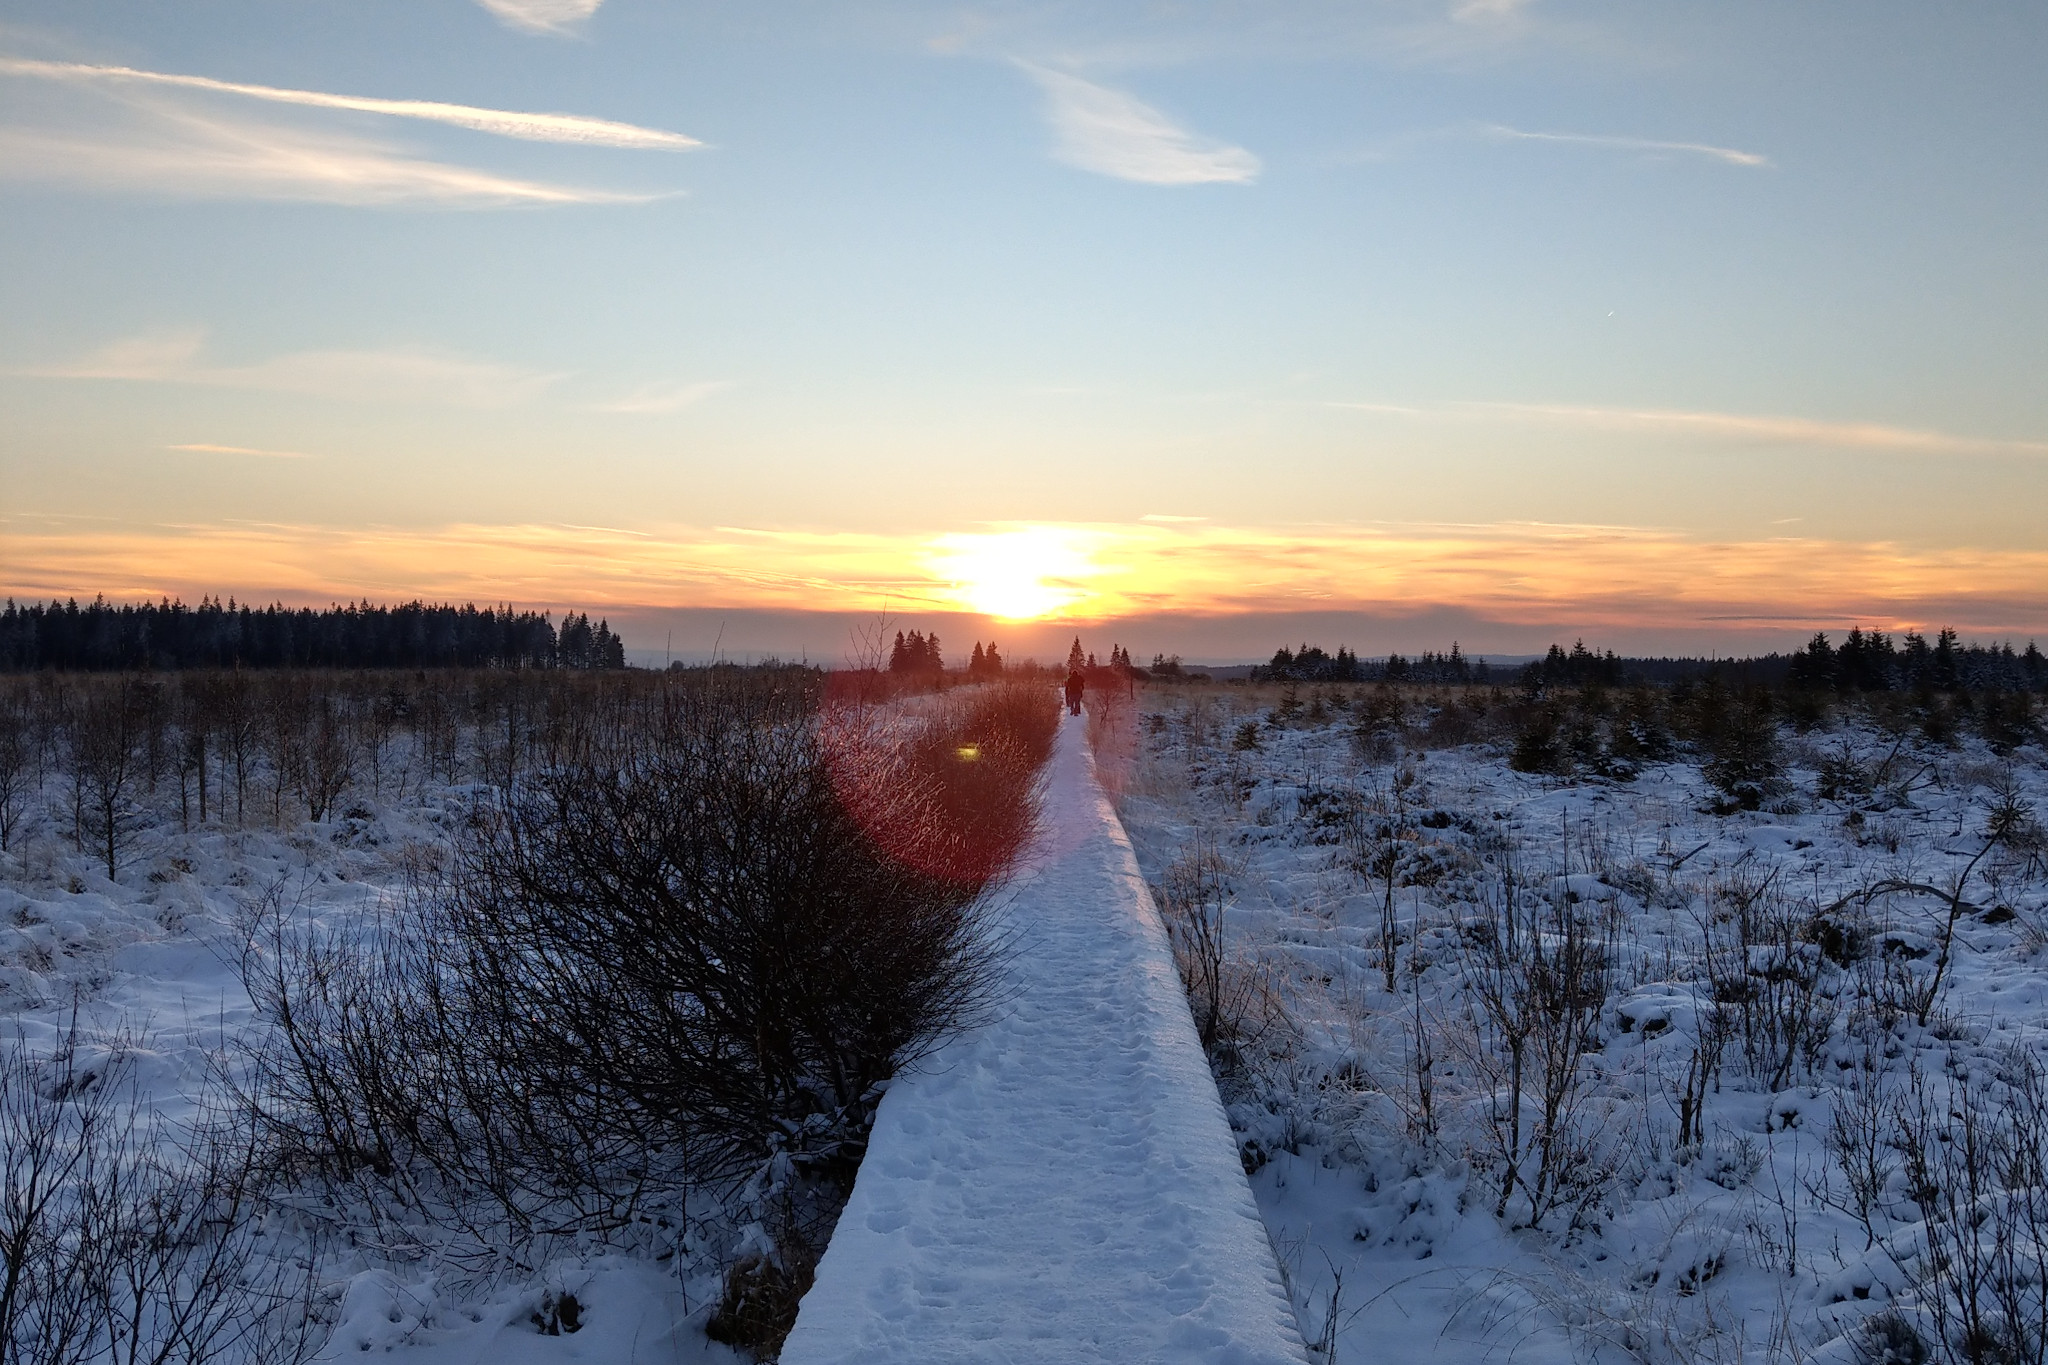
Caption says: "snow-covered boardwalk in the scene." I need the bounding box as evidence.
[782,711,1309,1365]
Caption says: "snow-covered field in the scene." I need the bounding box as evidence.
[1107,682,2048,1365]
[0,749,743,1362]
[10,671,2048,1364]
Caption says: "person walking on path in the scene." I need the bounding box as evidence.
[1064,667,1085,716]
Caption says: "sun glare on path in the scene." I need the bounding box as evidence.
[925,527,1101,620]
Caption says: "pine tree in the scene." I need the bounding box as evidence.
[1934,627,1960,689]
[1789,632,1834,691]
[594,619,624,669]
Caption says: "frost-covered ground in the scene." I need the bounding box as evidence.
[0,773,741,1362]
[12,674,2048,1363]
[1108,683,2048,1365]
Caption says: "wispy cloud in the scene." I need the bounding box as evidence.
[0,54,691,206]
[1480,123,1769,167]
[0,56,694,149]
[166,443,313,459]
[1475,402,2048,455]
[1022,65,1258,186]
[25,330,558,406]
[475,0,604,37]
[1327,399,2048,457]
[0,106,659,206]
[593,379,734,414]
[1452,0,1535,24]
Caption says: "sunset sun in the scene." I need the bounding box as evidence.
[926,527,1101,621]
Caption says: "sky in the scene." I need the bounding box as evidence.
[2,1,2044,662]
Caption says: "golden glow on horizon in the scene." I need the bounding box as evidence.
[4,515,2047,637]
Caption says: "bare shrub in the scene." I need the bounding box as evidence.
[1856,1310,1932,1365]
[258,676,310,827]
[1,1026,315,1365]
[1892,1048,2048,1365]
[211,674,258,827]
[238,674,1055,1360]
[69,678,150,880]
[173,678,214,830]
[1823,1048,1896,1250]
[413,680,461,786]
[1341,776,1413,993]
[1698,869,1840,1090]
[1831,790,2023,1029]
[300,692,355,822]
[1084,682,1138,797]
[1671,1002,1729,1153]
[1154,840,1275,1063]
[0,692,28,851]
[1454,852,1623,1229]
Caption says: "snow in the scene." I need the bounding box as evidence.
[0,797,741,1363]
[1109,685,2048,1364]
[321,1259,731,1364]
[782,709,1311,1365]
[10,677,2047,1364]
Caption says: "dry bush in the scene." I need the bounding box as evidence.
[67,678,151,879]
[1453,853,1624,1230]
[1892,1049,2048,1365]
[1419,689,1487,749]
[0,692,28,852]
[14,666,845,851]
[1698,869,1841,1090]
[237,673,1056,1360]
[1340,774,1417,994]
[0,1026,315,1365]
[1154,840,1277,1064]
[1351,684,1405,764]
[1084,683,1138,796]
[1824,1048,1895,1250]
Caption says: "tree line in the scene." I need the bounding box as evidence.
[1245,631,2048,693]
[1785,625,2048,694]
[0,597,626,672]
[887,631,1012,678]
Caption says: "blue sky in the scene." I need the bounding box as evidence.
[3,1,2044,658]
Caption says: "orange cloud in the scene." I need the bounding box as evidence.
[4,516,2045,637]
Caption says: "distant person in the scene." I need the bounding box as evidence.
[1064,668,1085,716]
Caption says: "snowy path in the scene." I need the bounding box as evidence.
[781,711,1310,1365]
